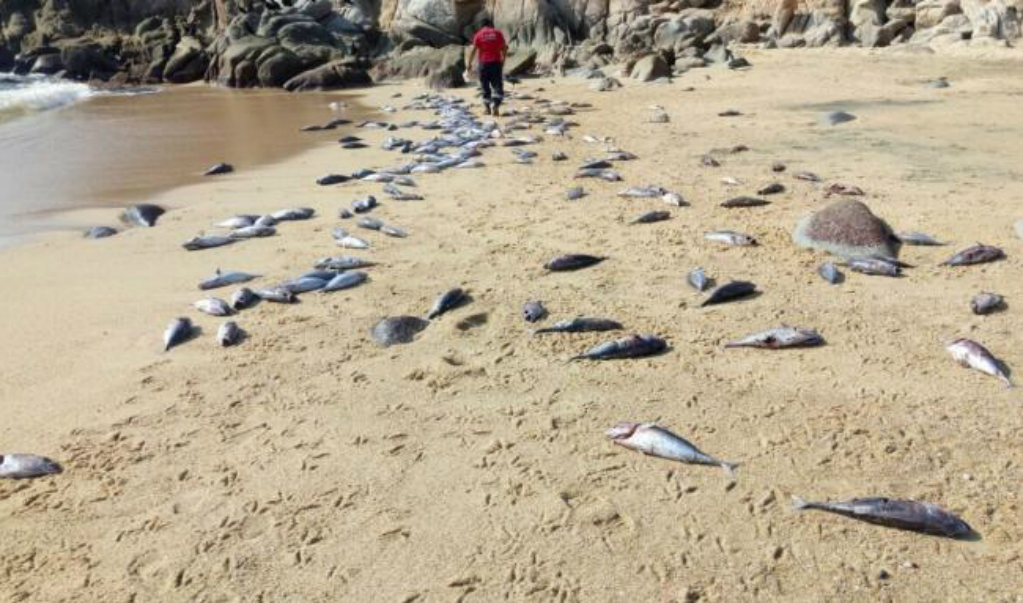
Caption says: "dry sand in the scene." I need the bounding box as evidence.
[1,47,1022,602]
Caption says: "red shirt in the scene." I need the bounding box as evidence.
[473,27,506,64]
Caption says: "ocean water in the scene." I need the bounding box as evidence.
[0,75,355,242]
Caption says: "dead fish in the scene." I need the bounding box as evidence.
[579,159,613,170]
[357,217,385,230]
[315,256,375,271]
[381,225,408,238]
[199,270,259,290]
[204,162,233,176]
[217,321,243,347]
[662,192,686,207]
[947,338,1013,387]
[338,209,353,219]
[704,230,757,246]
[122,204,165,228]
[847,257,901,277]
[718,109,742,117]
[571,334,667,361]
[818,262,843,284]
[372,316,429,347]
[195,298,233,317]
[725,326,824,349]
[566,187,586,200]
[702,281,756,306]
[352,196,378,213]
[428,288,468,319]
[721,196,770,208]
[84,226,118,239]
[271,207,315,221]
[337,236,371,250]
[317,174,349,186]
[772,162,786,172]
[216,215,257,229]
[183,235,235,251]
[757,183,785,195]
[821,111,856,126]
[897,231,944,246]
[0,453,62,479]
[552,151,568,161]
[163,317,194,351]
[230,287,258,310]
[618,186,666,198]
[606,422,736,478]
[278,277,327,294]
[971,292,1005,315]
[631,210,670,224]
[522,301,547,323]
[940,244,1005,266]
[545,254,605,271]
[534,317,623,334]
[229,225,275,239]
[254,215,277,228]
[792,496,973,539]
[700,154,721,167]
[794,171,821,182]
[730,144,749,154]
[255,287,297,304]
[321,271,368,292]
[825,183,865,196]
[687,268,712,292]
[332,226,351,241]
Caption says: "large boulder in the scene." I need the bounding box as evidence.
[283,60,371,91]
[164,36,208,84]
[373,46,464,88]
[850,0,890,46]
[60,41,118,79]
[916,0,962,29]
[257,46,307,87]
[504,49,537,76]
[961,0,1021,39]
[630,53,670,81]
[793,200,899,259]
[30,52,64,74]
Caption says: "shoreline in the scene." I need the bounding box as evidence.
[1,49,1022,601]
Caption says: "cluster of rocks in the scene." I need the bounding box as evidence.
[1,0,1020,90]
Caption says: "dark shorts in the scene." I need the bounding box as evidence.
[478,61,504,106]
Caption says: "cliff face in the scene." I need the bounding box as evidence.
[1,0,1021,88]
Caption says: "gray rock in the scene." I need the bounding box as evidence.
[257,47,307,87]
[793,200,898,259]
[284,61,372,92]
[372,316,429,347]
[630,54,670,82]
[164,37,208,84]
[505,49,537,77]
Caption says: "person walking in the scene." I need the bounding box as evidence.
[465,18,508,116]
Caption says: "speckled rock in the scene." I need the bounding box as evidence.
[793,200,898,259]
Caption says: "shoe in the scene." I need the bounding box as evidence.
[493,106,501,117]
[483,104,492,116]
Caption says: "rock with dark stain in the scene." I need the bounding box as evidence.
[372,316,429,347]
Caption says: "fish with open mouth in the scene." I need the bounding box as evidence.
[606,422,737,478]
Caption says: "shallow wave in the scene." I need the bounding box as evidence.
[0,74,96,119]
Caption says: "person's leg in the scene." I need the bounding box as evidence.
[491,64,505,116]
[478,64,492,114]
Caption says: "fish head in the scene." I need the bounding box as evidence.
[605,422,640,441]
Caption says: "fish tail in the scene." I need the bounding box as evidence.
[721,461,738,480]
[1003,375,1015,389]
[791,496,810,511]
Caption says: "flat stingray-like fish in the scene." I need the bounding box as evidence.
[792,496,974,539]
[606,423,736,478]
[0,453,63,479]
[946,338,1013,387]
[940,244,1005,267]
[571,334,666,361]
[534,317,623,334]
[725,326,824,349]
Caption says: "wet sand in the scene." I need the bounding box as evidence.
[0,84,362,241]
[0,48,1022,602]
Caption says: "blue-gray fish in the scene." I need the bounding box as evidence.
[199,270,259,290]
[271,207,315,221]
[217,215,257,229]
[183,235,235,251]
[947,338,1013,387]
[231,287,258,310]
[278,277,327,294]
[523,301,547,323]
[941,244,1005,266]
[84,226,118,239]
[315,256,375,271]
[688,268,712,292]
[606,422,736,478]
[372,316,429,347]
[792,496,973,539]
[428,288,468,319]
[545,254,605,271]
[0,453,63,479]
[321,271,368,292]
[381,225,408,238]
[357,217,385,230]
[163,317,194,351]
[571,334,667,361]
[352,196,378,213]
[255,287,297,303]
[534,317,622,334]
[702,281,756,306]
[818,262,843,284]
[897,231,944,246]
[631,210,671,224]
[971,292,1005,315]
[195,298,232,317]
[229,225,276,239]
[217,321,243,347]
[254,215,277,228]
[847,257,901,277]
[204,162,233,176]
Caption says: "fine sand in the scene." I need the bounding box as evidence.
[1,47,1022,602]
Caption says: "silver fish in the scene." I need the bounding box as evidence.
[229,225,276,239]
[0,453,62,479]
[534,317,623,334]
[255,287,297,303]
[606,422,736,478]
[230,287,258,310]
[704,230,757,246]
[971,292,1005,315]
[618,186,667,198]
[793,171,821,182]
[687,268,712,292]
[217,321,243,347]
[571,334,667,361]
[254,215,277,228]
[182,235,235,251]
[195,298,233,317]
[217,215,257,229]
[847,257,901,277]
[941,244,1005,267]
[357,217,385,230]
[271,207,315,221]
[428,288,468,319]
[337,236,371,250]
[199,270,259,290]
[792,496,973,539]
[380,225,408,238]
[818,262,843,284]
[897,231,944,246]
[278,277,327,294]
[315,256,375,271]
[321,271,368,292]
[725,326,824,349]
[946,338,1013,387]
[122,204,165,227]
[662,192,686,207]
[163,317,194,351]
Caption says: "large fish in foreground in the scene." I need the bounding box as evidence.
[606,422,736,478]
[792,496,974,539]
[946,338,1013,387]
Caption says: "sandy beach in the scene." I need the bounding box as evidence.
[1,46,1022,602]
